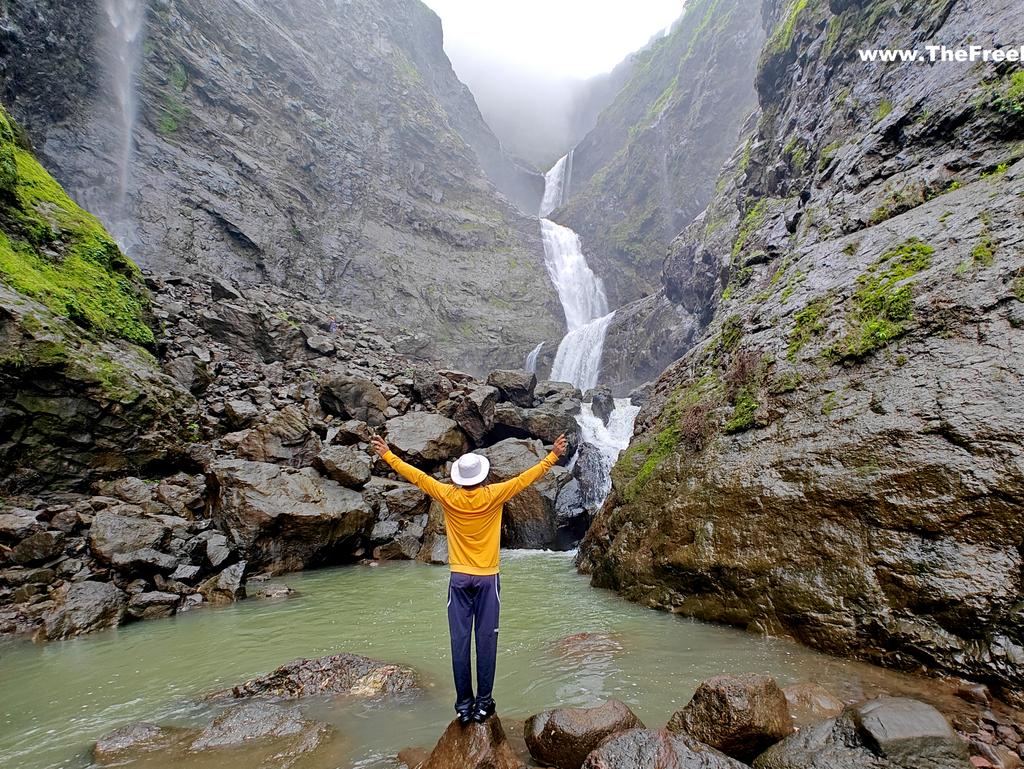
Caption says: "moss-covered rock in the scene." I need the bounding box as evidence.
[0,106,195,492]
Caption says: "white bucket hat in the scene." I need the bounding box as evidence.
[451,452,490,486]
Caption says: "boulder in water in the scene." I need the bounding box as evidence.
[584,385,615,426]
[554,478,591,549]
[92,722,167,763]
[206,458,372,573]
[37,581,128,640]
[525,699,644,769]
[581,728,748,769]
[752,697,969,769]
[572,442,609,511]
[198,561,246,604]
[667,674,792,763]
[214,651,421,700]
[420,716,525,769]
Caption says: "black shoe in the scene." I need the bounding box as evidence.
[457,709,473,726]
[471,698,495,723]
[455,698,475,726]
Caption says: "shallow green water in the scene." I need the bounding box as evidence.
[0,552,939,769]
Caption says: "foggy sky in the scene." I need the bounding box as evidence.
[423,1,685,169]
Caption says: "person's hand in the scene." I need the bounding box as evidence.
[553,434,568,457]
[370,435,390,457]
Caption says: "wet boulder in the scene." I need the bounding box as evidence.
[111,548,180,574]
[0,508,43,542]
[216,651,420,700]
[584,385,615,426]
[319,375,388,426]
[92,722,166,763]
[188,701,329,752]
[373,532,423,561]
[581,728,748,769]
[783,683,845,727]
[198,561,247,604]
[421,716,525,769]
[206,458,373,573]
[316,445,372,488]
[487,369,538,408]
[753,697,969,769]
[88,512,170,564]
[127,591,181,619]
[224,398,259,429]
[526,699,644,769]
[554,478,590,549]
[37,581,128,640]
[11,530,64,564]
[413,370,454,406]
[667,674,792,763]
[385,413,467,464]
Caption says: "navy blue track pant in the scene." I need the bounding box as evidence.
[447,571,501,710]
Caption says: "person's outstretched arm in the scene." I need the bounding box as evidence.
[489,434,568,504]
[371,435,451,501]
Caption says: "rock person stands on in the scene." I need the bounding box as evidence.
[371,432,568,725]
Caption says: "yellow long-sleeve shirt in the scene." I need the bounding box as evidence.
[381,449,559,575]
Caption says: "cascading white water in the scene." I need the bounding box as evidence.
[525,342,544,373]
[100,0,146,246]
[533,154,638,507]
[549,311,614,393]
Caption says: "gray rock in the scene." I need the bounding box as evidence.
[753,697,968,769]
[92,722,167,762]
[448,385,499,445]
[111,548,180,574]
[305,334,336,355]
[170,563,202,583]
[38,581,128,640]
[0,509,43,541]
[224,398,259,429]
[234,405,322,468]
[189,701,329,757]
[199,561,247,604]
[320,376,388,426]
[582,728,747,769]
[207,459,372,573]
[584,385,615,426]
[487,369,537,407]
[215,651,420,700]
[316,445,372,488]
[385,413,466,464]
[373,532,423,561]
[11,530,64,564]
[127,591,180,620]
[88,512,170,564]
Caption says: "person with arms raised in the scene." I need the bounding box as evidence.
[370,431,569,725]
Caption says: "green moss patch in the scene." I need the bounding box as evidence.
[827,238,934,362]
[787,297,829,360]
[0,106,153,345]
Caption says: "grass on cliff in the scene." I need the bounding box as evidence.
[0,106,153,346]
[827,238,934,362]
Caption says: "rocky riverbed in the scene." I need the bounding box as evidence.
[0,269,630,642]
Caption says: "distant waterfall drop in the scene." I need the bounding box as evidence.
[525,342,544,373]
[100,0,147,246]
[538,155,613,391]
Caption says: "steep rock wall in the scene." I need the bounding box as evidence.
[580,0,1024,704]
[0,0,560,374]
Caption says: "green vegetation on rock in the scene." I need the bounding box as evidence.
[732,199,768,259]
[827,238,934,361]
[0,106,154,345]
[787,297,828,360]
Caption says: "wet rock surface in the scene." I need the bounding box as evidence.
[580,727,748,769]
[753,697,970,769]
[579,0,1024,702]
[667,674,793,763]
[420,716,525,769]
[213,652,421,701]
[525,699,644,769]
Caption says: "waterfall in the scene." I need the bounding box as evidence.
[100,0,147,246]
[525,342,544,373]
[531,154,638,509]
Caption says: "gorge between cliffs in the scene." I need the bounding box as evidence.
[1,0,1023,768]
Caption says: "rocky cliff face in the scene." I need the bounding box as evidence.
[0,106,195,493]
[580,0,1024,705]
[555,0,763,308]
[0,0,560,374]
